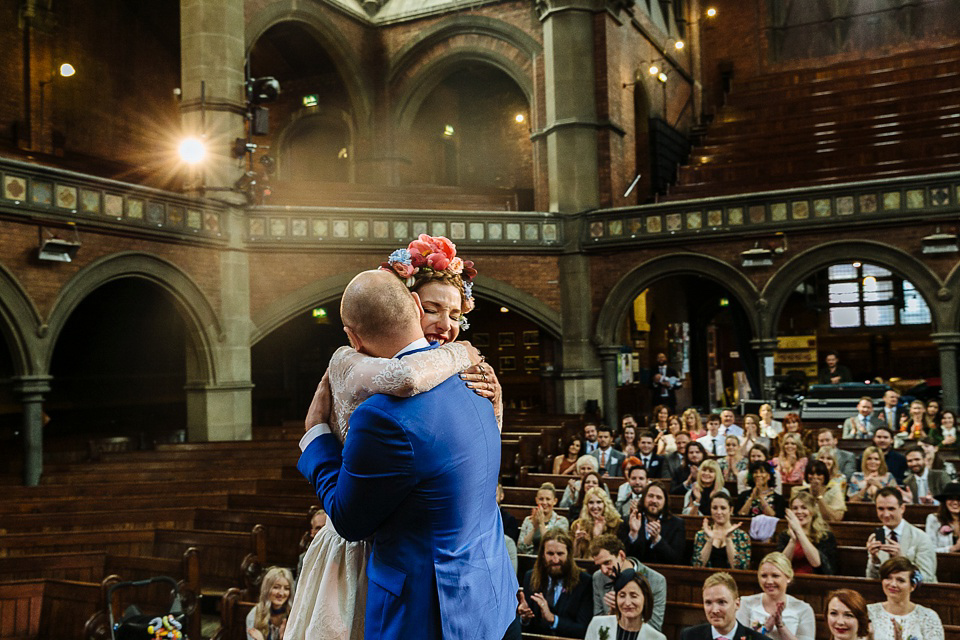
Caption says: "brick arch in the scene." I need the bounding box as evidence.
[760,240,946,337]
[595,253,761,346]
[44,253,223,384]
[250,272,561,346]
[0,263,43,377]
[245,4,373,135]
[391,37,536,135]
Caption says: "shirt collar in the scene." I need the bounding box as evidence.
[886,519,907,538]
[712,622,739,639]
[394,337,431,358]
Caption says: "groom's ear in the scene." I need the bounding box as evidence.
[410,291,425,320]
[344,326,363,353]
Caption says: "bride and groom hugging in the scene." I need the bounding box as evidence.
[290,235,520,640]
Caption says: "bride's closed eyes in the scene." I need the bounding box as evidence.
[416,281,463,345]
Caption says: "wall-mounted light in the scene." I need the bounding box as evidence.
[443,125,455,137]
[302,94,319,108]
[741,234,788,268]
[921,228,959,254]
[37,223,80,263]
[178,137,207,165]
[515,113,525,123]
[657,72,669,83]
[674,40,685,50]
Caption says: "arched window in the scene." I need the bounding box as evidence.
[826,263,931,328]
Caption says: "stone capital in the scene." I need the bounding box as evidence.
[12,375,53,400]
[750,337,779,354]
[537,0,605,20]
[930,332,960,348]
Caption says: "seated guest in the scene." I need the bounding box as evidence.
[737,444,783,495]
[842,396,876,439]
[866,487,938,583]
[553,436,582,475]
[867,557,945,640]
[569,471,609,521]
[718,434,745,483]
[571,487,622,558]
[930,409,958,450]
[621,482,685,565]
[617,418,639,451]
[719,408,743,438]
[635,430,665,478]
[692,493,751,570]
[925,481,960,553]
[518,530,592,638]
[739,413,771,458]
[560,455,601,507]
[920,439,958,480]
[505,535,518,572]
[246,566,293,640]
[519,482,570,554]
[296,508,327,578]
[736,460,785,518]
[818,351,852,384]
[777,490,837,574]
[588,534,666,630]
[696,414,726,457]
[848,446,897,502]
[736,552,815,640]
[814,428,857,479]
[814,448,849,496]
[670,441,707,495]
[663,430,691,479]
[650,404,670,435]
[583,421,600,454]
[655,414,683,455]
[497,483,520,542]
[592,425,626,477]
[615,464,649,518]
[679,572,765,640]
[903,445,950,504]
[797,460,846,522]
[773,434,807,484]
[584,569,666,640]
[876,388,903,428]
[758,403,782,438]
[684,459,729,517]
[683,407,706,439]
[774,413,804,455]
[896,399,929,447]
[925,399,941,428]
[824,589,871,640]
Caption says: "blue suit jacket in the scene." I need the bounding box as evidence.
[298,349,518,640]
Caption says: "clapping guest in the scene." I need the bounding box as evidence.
[553,436,582,475]
[867,557,945,640]
[670,441,707,495]
[584,569,666,640]
[737,445,784,495]
[621,482,686,565]
[569,471,609,520]
[655,414,683,455]
[824,589,871,640]
[775,413,803,452]
[848,446,897,502]
[897,400,929,447]
[842,397,876,439]
[719,434,745,483]
[635,430,665,478]
[618,424,639,458]
[615,464,649,518]
[518,530,592,638]
[740,413,771,458]
[774,434,807,484]
[925,399,941,428]
[519,482,570,554]
[684,459,728,517]
[736,552,815,640]
[814,448,849,497]
[777,490,837,574]
[925,481,960,553]
[736,461,785,518]
[246,566,293,640]
[588,535,666,629]
[758,404,783,438]
[930,409,958,450]
[679,572,765,640]
[798,460,846,522]
[560,456,601,507]
[571,487,622,558]
[692,493,751,570]
[651,404,670,435]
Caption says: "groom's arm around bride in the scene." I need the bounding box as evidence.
[298,271,519,640]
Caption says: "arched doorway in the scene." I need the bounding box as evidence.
[402,63,533,204]
[47,279,190,445]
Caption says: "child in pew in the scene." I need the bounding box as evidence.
[248,566,294,640]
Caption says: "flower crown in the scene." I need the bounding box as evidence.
[379,234,477,327]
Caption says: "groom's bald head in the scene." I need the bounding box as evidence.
[341,270,421,343]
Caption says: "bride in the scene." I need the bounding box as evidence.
[284,235,502,640]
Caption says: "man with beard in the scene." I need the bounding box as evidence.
[589,534,666,631]
[663,431,691,479]
[517,530,592,637]
[582,422,599,454]
[620,482,685,565]
[872,426,907,484]
[670,441,707,495]
[615,464,649,518]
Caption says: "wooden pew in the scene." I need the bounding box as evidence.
[0,579,103,640]
[192,508,306,568]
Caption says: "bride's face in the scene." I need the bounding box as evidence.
[417,282,462,345]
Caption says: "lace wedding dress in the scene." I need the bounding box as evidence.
[284,343,474,640]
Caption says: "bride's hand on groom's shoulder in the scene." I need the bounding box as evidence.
[304,371,332,432]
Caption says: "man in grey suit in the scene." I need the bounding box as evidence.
[866,487,938,582]
[588,534,666,632]
[903,445,951,504]
[875,388,905,429]
[815,428,857,479]
[842,397,876,439]
[591,425,625,477]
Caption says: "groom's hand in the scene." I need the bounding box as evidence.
[305,371,332,432]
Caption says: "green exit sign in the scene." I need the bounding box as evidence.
[302,94,318,107]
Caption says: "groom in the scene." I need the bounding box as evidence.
[298,270,519,640]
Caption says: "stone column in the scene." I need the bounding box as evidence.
[14,375,52,486]
[540,0,605,414]
[931,332,960,413]
[180,0,247,193]
[597,345,621,429]
[750,337,779,402]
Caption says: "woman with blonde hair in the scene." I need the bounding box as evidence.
[848,446,897,502]
[682,407,706,439]
[777,490,837,574]
[759,404,783,438]
[519,482,570,554]
[774,433,808,484]
[719,434,745,483]
[683,458,729,517]
[247,566,294,640]
[814,447,848,494]
[736,552,815,640]
[570,486,622,558]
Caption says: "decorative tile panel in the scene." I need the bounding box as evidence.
[32,181,52,205]
[127,199,144,220]
[488,223,503,240]
[313,220,329,238]
[665,213,682,231]
[3,175,26,200]
[203,212,219,233]
[524,223,540,240]
[270,218,287,236]
[728,208,743,225]
[167,206,184,227]
[707,210,723,227]
[373,221,390,238]
[292,219,307,237]
[187,209,202,229]
[431,222,446,237]
[859,194,877,214]
[104,194,123,218]
[80,189,100,214]
[906,189,925,209]
[542,223,558,243]
[249,217,265,236]
[931,186,949,206]
[590,221,604,238]
[468,222,485,240]
[686,212,702,229]
[353,220,369,238]
[836,196,854,215]
[814,199,832,217]
[646,216,662,233]
[145,202,164,225]
[791,201,809,220]
[392,221,408,239]
[771,203,787,222]
[883,192,901,210]
[449,222,465,239]
[333,220,349,238]
[412,221,427,236]
[628,218,643,234]
[506,223,521,240]
[56,185,77,209]
[749,205,766,224]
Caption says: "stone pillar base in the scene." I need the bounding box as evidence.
[14,375,53,486]
[185,382,254,441]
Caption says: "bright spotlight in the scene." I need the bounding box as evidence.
[515,113,525,123]
[674,40,685,50]
[706,7,717,17]
[59,63,76,78]
[648,64,659,75]
[178,137,206,164]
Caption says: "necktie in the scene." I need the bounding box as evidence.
[864,415,870,429]
[643,456,649,468]
[889,530,898,543]
[712,438,718,455]
[600,450,606,467]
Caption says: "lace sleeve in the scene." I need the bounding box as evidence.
[327,343,472,442]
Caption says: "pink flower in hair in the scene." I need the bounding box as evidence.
[448,257,464,275]
[408,234,456,271]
